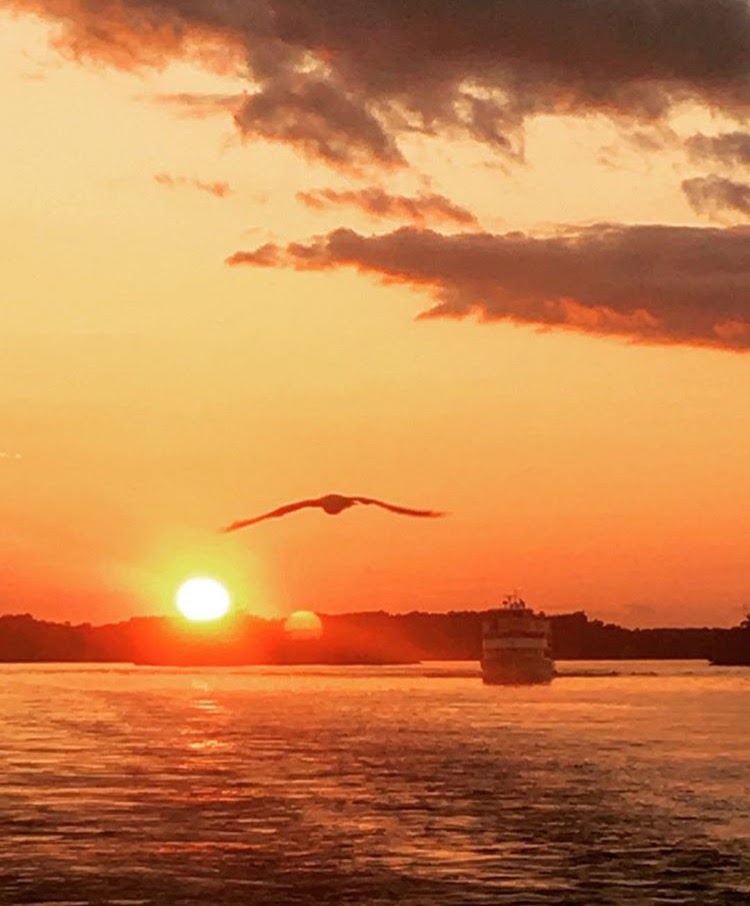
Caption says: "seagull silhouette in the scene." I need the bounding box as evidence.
[222,493,445,533]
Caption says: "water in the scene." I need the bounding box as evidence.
[0,661,748,905]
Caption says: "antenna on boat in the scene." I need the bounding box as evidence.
[502,590,526,610]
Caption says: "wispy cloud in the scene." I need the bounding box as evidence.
[683,175,750,220]
[227,245,279,267]
[149,92,245,118]
[686,132,750,168]
[227,224,750,351]
[297,188,477,227]
[154,172,231,198]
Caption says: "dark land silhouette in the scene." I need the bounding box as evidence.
[0,609,747,666]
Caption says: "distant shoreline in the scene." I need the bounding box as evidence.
[0,610,747,666]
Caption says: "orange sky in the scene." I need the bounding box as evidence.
[2,7,750,628]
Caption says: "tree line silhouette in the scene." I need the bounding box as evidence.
[0,609,747,665]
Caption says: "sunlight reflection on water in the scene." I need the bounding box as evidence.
[0,661,748,905]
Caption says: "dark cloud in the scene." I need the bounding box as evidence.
[226,224,750,351]
[232,76,403,169]
[9,0,750,167]
[154,172,231,197]
[686,132,750,167]
[682,174,750,219]
[297,187,477,226]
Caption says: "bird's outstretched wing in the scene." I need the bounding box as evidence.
[352,497,446,518]
[221,498,321,532]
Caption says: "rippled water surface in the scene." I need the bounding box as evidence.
[0,661,748,905]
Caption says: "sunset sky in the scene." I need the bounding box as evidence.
[2,1,750,627]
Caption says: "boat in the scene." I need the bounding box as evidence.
[481,594,554,684]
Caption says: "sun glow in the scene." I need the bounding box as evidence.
[283,610,323,640]
[176,577,231,622]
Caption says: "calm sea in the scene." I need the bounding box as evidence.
[0,661,748,905]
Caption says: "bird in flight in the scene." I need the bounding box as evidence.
[222,493,446,533]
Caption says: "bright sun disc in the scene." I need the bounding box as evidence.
[176,577,231,622]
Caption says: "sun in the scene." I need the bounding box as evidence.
[176,577,231,622]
